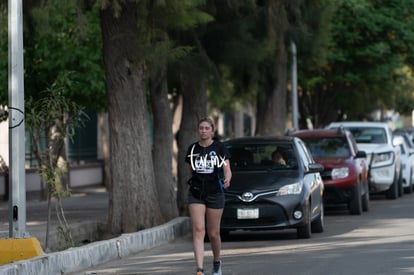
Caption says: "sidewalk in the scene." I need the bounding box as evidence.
[0,185,191,274]
[0,185,110,251]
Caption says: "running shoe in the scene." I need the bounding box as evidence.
[212,260,222,275]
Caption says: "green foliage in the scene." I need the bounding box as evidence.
[25,73,88,189]
[140,0,217,106]
[297,0,414,124]
[205,0,314,113]
[149,0,214,30]
[25,76,89,173]
[296,0,335,73]
[25,75,89,249]
[201,1,265,110]
[328,0,414,116]
[1,0,104,115]
[23,1,106,111]
[393,66,414,115]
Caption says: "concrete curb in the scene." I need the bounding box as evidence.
[0,217,191,275]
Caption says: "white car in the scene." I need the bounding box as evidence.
[393,134,414,193]
[328,122,402,199]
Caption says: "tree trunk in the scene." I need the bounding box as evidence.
[298,88,341,129]
[150,62,179,221]
[100,2,164,234]
[255,0,289,136]
[176,66,207,215]
[273,40,288,134]
[255,42,288,136]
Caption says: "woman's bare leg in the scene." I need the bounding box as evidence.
[189,203,207,270]
[206,207,224,261]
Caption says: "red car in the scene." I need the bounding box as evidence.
[290,128,369,215]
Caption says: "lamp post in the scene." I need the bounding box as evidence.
[0,0,43,264]
[291,41,299,130]
[8,0,27,239]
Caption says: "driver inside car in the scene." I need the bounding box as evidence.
[272,150,286,166]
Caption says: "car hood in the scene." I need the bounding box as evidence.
[228,170,299,193]
[356,143,392,154]
[313,157,351,168]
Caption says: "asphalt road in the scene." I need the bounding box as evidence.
[80,193,414,275]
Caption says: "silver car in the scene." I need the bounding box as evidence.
[328,121,402,199]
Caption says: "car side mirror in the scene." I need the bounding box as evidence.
[355,150,367,158]
[393,136,403,147]
[307,163,324,173]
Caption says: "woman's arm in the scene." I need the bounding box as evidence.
[222,159,232,189]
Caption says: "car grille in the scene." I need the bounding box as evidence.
[221,216,283,227]
[221,201,288,228]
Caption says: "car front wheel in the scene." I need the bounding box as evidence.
[349,182,362,215]
[311,200,324,233]
[362,185,369,212]
[297,205,311,239]
[404,170,413,194]
[398,169,404,197]
[386,172,399,199]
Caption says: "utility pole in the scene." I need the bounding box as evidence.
[8,0,28,238]
[0,1,43,265]
[291,41,299,130]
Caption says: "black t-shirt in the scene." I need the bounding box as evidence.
[185,140,231,193]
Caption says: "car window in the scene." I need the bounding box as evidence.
[301,137,350,158]
[226,143,297,171]
[343,127,387,144]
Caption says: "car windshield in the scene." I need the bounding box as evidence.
[226,143,297,171]
[344,127,387,144]
[301,137,350,158]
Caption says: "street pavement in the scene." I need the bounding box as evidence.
[0,185,191,274]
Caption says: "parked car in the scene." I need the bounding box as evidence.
[328,122,402,199]
[394,127,414,144]
[393,134,414,194]
[221,136,325,239]
[394,130,414,193]
[290,128,369,215]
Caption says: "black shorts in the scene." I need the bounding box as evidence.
[188,191,225,209]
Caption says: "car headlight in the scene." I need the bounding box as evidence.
[278,182,302,195]
[331,167,349,179]
[371,152,394,167]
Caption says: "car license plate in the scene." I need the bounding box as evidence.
[237,208,259,219]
